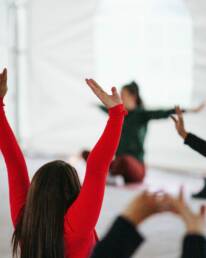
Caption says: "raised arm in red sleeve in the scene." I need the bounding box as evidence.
[65,104,126,234]
[0,98,30,226]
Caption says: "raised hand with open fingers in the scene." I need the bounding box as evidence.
[85,79,122,109]
[171,106,188,140]
[189,100,206,113]
[0,68,8,98]
[169,188,206,235]
[122,191,172,226]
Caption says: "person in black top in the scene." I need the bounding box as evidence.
[172,106,206,199]
[90,189,206,258]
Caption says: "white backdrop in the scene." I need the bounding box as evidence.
[187,0,206,99]
[95,0,193,106]
[0,0,206,170]
[25,0,193,153]
[25,0,100,154]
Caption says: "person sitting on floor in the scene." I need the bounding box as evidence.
[98,81,206,185]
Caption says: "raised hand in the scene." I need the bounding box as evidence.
[168,188,206,235]
[171,106,188,140]
[121,191,171,226]
[86,79,122,109]
[189,100,206,113]
[0,68,8,98]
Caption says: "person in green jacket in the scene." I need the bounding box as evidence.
[99,81,206,184]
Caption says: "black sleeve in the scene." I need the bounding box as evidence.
[184,133,206,157]
[181,234,206,258]
[90,216,145,258]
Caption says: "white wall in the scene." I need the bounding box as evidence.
[25,0,99,154]
[95,0,193,107]
[0,0,8,67]
[24,0,194,155]
[1,0,206,171]
[0,0,16,130]
[187,0,206,99]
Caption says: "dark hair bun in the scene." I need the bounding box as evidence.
[122,80,144,107]
[129,81,139,92]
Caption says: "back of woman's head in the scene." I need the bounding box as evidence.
[122,81,144,108]
[12,160,81,258]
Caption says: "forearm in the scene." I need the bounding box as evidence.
[184,133,206,157]
[87,104,126,173]
[66,104,126,232]
[181,234,206,258]
[145,108,176,120]
[90,216,144,258]
[0,98,30,225]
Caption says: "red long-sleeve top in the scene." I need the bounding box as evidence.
[0,98,126,258]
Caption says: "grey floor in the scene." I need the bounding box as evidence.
[0,157,205,258]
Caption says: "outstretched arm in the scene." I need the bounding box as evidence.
[142,100,206,122]
[65,79,126,234]
[142,108,176,121]
[0,68,30,226]
[187,100,206,114]
[171,106,206,157]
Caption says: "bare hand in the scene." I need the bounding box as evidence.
[189,101,206,113]
[171,106,188,140]
[168,188,206,235]
[0,68,8,98]
[122,191,171,226]
[86,79,122,109]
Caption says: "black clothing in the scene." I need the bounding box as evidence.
[185,133,206,157]
[91,216,144,258]
[90,216,206,258]
[185,133,206,199]
[181,234,206,258]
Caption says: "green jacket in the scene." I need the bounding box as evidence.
[99,105,175,162]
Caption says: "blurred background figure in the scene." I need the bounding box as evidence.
[98,81,205,185]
